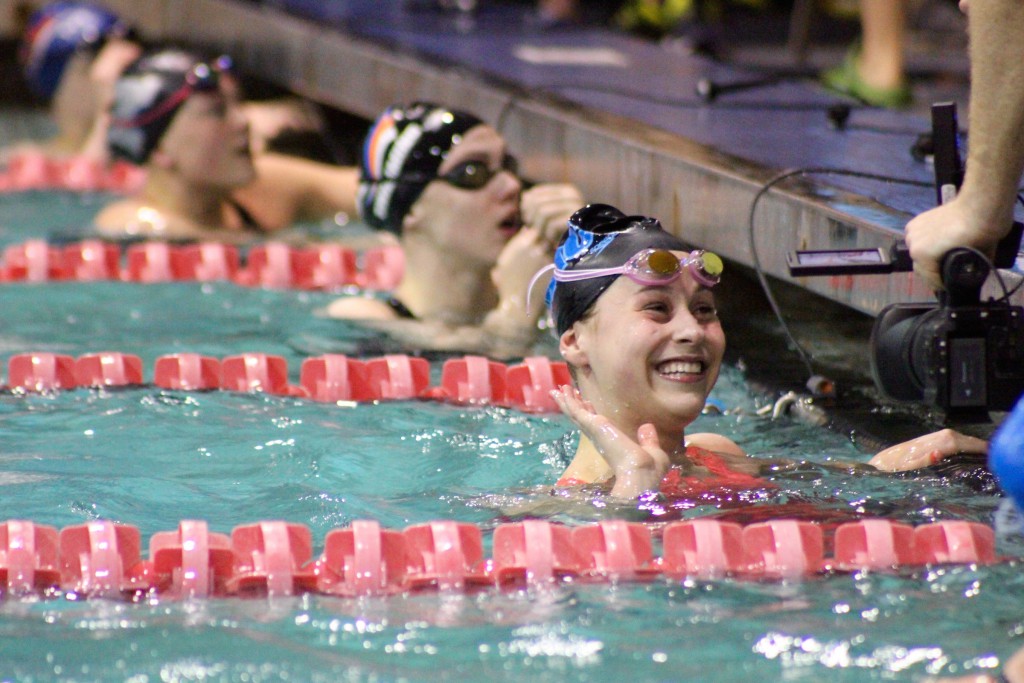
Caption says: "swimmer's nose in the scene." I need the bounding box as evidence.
[497,168,521,200]
[671,307,705,345]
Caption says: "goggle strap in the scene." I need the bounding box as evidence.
[552,265,627,282]
[526,264,556,311]
[109,82,193,129]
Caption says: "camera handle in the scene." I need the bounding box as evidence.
[940,247,989,308]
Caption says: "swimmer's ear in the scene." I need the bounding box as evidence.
[150,147,175,170]
[559,323,589,369]
[402,202,425,236]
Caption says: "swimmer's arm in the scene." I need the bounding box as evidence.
[867,429,988,472]
[236,154,359,230]
[320,295,403,321]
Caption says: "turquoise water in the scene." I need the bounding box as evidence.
[0,144,1021,680]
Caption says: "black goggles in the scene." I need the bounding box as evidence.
[390,154,519,191]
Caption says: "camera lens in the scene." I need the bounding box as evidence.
[871,304,945,401]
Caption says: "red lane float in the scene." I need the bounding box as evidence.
[0,518,1005,600]
[75,352,144,388]
[0,151,145,193]
[59,521,151,598]
[358,245,405,291]
[7,353,77,392]
[150,520,233,598]
[173,243,240,281]
[438,355,508,405]
[403,521,490,590]
[221,353,298,396]
[299,354,373,402]
[0,520,60,595]
[154,354,222,391]
[0,351,594,414]
[742,520,825,578]
[661,519,745,579]
[573,520,661,581]
[318,520,407,596]
[506,356,572,413]
[229,521,318,597]
[492,520,580,587]
[0,239,400,291]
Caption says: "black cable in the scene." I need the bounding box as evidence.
[747,167,933,381]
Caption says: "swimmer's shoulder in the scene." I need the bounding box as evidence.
[323,294,404,321]
[93,197,150,237]
[239,153,359,227]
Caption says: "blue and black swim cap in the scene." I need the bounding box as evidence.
[19,2,131,101]
[107,49,232,164]
[548,204,689,336]
[358,102,484,234]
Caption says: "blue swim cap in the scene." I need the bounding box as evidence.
[19,2,129,101]
[990,394,1024,510]
[107,49,232,164]
[358,102,483,234]
[548,204,688,335]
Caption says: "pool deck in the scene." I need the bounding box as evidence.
[97,0,1021,314]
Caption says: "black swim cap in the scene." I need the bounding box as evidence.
[549,204,688,336]
[107,49,231,164]
[357,102,484,233]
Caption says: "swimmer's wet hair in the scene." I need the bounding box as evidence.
[549,203,688,336]
[357,102,484,234]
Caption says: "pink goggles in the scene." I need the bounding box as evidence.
[553,248,723,288]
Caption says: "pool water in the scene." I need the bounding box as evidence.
[0,143,1022,681]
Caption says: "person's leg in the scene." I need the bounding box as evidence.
[822,0,911,107]
[858,0,906,91]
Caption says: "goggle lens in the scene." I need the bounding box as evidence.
[437,154,518,190]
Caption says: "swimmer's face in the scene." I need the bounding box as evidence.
[561,254,725,433]
[406,124,522,267]
[155,81,255,189]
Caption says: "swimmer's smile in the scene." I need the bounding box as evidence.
[655,358,707,383]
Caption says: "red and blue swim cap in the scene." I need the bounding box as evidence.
[19,2,130,101]
[358,102,484,234]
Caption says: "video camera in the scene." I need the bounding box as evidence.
[786,103,1024,420]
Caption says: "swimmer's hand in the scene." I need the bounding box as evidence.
[551,385,669,499]
[868,428,988,472]
[520,183,584,246]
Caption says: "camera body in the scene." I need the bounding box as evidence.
[869,249,1024,418]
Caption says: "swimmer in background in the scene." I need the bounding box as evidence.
[544,204,989,500]
[14,1,142,162]
[324,102,584,358]
[93,48,362,243]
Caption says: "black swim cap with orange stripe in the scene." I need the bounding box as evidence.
[357,102,483,233]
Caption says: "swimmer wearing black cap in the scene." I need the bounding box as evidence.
[544,205,990,500]
[94,48,361,242]
[15,1,141,160]
[325,102,583,357]
[93,48,259,240]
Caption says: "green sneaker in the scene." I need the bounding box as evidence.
[821,47,912,109]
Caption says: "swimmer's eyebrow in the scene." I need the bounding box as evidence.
[634,283,715,295]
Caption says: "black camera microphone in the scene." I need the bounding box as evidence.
[695,76,780,102]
